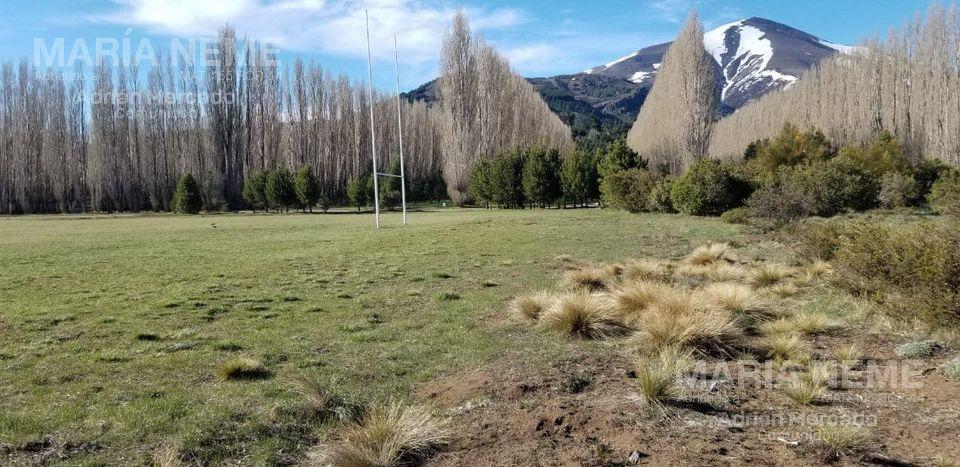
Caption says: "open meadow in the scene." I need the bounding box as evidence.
[0,209,743,464]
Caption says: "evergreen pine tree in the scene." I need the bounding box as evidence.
[172,173,202,214]
[294,165,321,212]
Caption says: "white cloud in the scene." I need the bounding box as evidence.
[98,0,526,65]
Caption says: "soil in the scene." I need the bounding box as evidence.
[416,331,960,466]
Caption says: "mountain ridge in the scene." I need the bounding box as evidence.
[405,17,850,141]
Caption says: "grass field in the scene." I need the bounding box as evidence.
[0,209,744,464]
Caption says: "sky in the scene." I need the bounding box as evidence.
[0,0,934,91]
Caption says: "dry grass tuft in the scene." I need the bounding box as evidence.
[610,280,674,320]
[816,422,869,454]
[509,292,556,321]
[151,444,184,467]
[832,344,863,369]
[684,243,733,266]
[807,259,833,277]
[766,334,809,363]
[217,358,271,381]
[747,263,797,288]
[621,260,671,282]
[296,379,363,423]
[561,267,609,292]
[633,346,693,409]
[315,401,448,467]
[781,372,828,405]
[791,312,840,335]
[539,294,626,339]
[702,283,767,315]
[627,296,742,357]
[768,283,800,298]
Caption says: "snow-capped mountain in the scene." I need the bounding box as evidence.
[583,17,851,110]
[406,17,851,135]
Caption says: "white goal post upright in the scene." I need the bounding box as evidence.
[364,11,409,229]
[365,10,381,229]
[394,34,408,225]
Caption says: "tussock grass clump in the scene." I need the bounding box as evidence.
[684,243,733,266]
[621,260,671,282]
[894,340,946,358]
[675,263,748,282]
[628,298,742,356]
[539,294,626,339]
[610,280,673,319]
[702,283,767,315]
[561,268,609,292]
[791,312,839,335]
[781,372,828,405]
[633,346,693,409]
[816,422,869,454]
[509,292,556,321]
[769,283,800,298]
[766,334,810,363]
[747,264,797,288]
[807,259,833,277]
[832,344,863,369]
[296,379,363,423]
[315,401,448,467]
[217,358,271,381]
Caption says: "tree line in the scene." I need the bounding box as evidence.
[0,12,572,215]
[710,2,960,167]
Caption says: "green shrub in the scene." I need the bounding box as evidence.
[941,358,960,380]
[561,149,599,207]
[646,176,675,213]
[791,219,854,261]
[242,172,268,212]
[346,175,369,211]
[913,159,951,197]
[720,207,750,225]
[831,221,960,327]
[172,173,202,214]
[598,139,645,180]
[489,150,525,208]
[747,159,878,224]
[837,131,912,179]
[600,169,657,213]
[878,172,920,208]
[744,123,836,181]
[670,159,751,216]
[295,166,321,212]
[266,169,297,212]
[929,169,960,217]
[469,158,494,208]
[894,340,946,358]
[522,147,563,208]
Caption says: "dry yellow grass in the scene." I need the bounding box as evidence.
[633,346,693,409]
[765,334,810,363]
[610,280,674,321]
[151,444,184,467]
[313,401,448,467]
[674,262,748,282]
[509,292,556,321]
[684,243,733,266]
[768,283,800,298]
[747,263,797,288]
[627,299,742,356]
[539,293,626,339]
[621,259,671,282]
[702,283,767,314]
[560,267,609,292]
[781,372,828,405]
[791,312,840,335]
[832,343,863,369]
[807,259,833,277]
[816,422,869,453]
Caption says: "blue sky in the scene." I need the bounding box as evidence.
[0,0,932,91]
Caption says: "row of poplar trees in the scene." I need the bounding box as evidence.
[627,3,960,172]
[0,12,572,214]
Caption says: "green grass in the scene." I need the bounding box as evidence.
[0,209,741,464]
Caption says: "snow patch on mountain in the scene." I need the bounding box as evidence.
[703,19,741,63]
[819,40,859,54]
[629,71,654,83]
